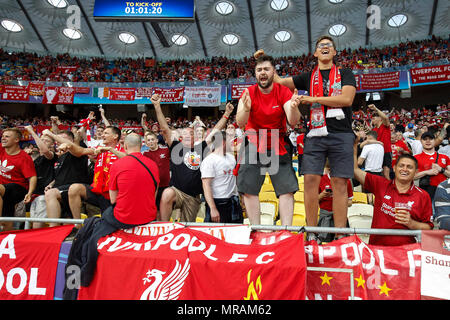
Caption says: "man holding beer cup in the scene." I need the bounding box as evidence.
[353,134,433,246]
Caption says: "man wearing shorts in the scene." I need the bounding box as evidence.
[254,36,356,238]
[152,93,234,222]
[236,54,302,225]
[0,127,37,231]
[43,126,125,224]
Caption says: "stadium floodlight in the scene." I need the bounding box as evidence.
[62,28,82,40]
[171,34,188,46]
[215,1,234,16]
[270,0,289,11]
[329,24,347,37]
[118,32,137,44]
[1,19,23,32]
[222,34,239,46]
[328,0,344,4]
[274,30,291,43]
[47,0,68,8]
[388,14,408,28]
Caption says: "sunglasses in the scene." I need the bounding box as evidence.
[316,42,334,49]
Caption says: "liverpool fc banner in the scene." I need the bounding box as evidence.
[77,227,307,300]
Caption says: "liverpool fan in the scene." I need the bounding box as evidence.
[254,36,356,238]
[236,54,301,226]
[42,126,125,225]
[368,104,392,180]
[24,125,57,229]
[152,93,234,222]
[142,131,170,218]
[200,130,243,223]
[353,133,433,246]
[0,127,37,231]
[414,130,450,200]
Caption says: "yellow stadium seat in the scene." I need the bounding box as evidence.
[294,192,304,202]
[353,192,368,204]
[298,175,304,183]
[259,191,278,202]
[260,184,274,193]
[298,183,304,192]
[294,202,306,216]
[196,216,204,223]
[81,213,88,220]
[264,173,271,185]
[292,214,306,227]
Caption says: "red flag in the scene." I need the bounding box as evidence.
[0,226,73,300]
[77,227,306,300]
[28,82,45,96]
[109,88,136,101]
[153,87,184,103]
[410,64,450,85]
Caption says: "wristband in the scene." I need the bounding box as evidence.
[223,115,229,120]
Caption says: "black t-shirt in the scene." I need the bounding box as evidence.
[169,140,208,197]
[34,154,57,195]
[54,152,89,187]
[292,68,356,133]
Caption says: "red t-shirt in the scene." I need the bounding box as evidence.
[364,173,433,246]
[318,174,353,212]
[244,83,293,155]
[109,153,160,225]
[0,146,36,190]
[414,151,450,187]
[373,124,391,153]
[142,146,170,187]
[296,133,305,155]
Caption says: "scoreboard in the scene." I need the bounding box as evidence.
[93,0,195,21]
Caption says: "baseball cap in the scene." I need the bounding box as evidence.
[421,131,435,140]
[407,123,414,129]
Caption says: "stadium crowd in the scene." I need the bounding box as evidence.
[0,35,448,83]
[0,100,449,239]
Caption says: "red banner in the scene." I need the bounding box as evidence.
[42,87,75,104]
[231,84,253,99]
[74,87,91,94]
[135,87,153,98]
[0,226,73,300]
[2,85,29,101]
[56,66,77,74]
[196,66,212,80]
[360,72,400,90]
[28,82,45,96]
[153,87,184,103]
[410,64,450,85]
[77,227,306,300]
[109,88,136,101]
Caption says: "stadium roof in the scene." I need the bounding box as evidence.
[0,0,448,61]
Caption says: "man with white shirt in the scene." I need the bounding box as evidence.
[200,131,242,223]
[358,131,384,203]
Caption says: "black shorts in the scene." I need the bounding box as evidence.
[156,186,168,210]
[82,184,112,213]
[301,132,355,178]
[1,183,27,217]
[55,184,72,218]
[236,142,298,196]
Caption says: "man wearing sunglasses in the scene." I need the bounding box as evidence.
[255,36,356,242]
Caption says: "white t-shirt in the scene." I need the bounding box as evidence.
[360,143,384,172]
[409,139,423,156]
[200,153,238,199]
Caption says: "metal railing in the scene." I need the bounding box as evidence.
[0,217,423,241]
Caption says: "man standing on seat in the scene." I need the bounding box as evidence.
[254,36,356,238]
[236,54,302,226]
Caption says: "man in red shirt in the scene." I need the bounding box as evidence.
[142,131,170,217]
[0,127,37,231]
[236,54,302,225]
[369,104,392,180]
[109,133,159,225]
[414,131,450,200]
[353,135,433,246]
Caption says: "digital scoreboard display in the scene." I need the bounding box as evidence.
[93,0,195,21]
